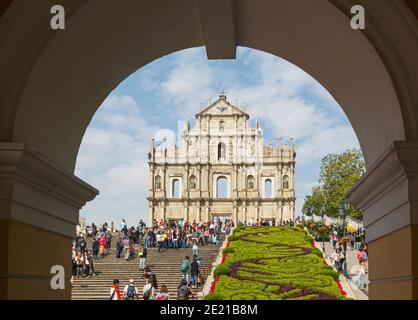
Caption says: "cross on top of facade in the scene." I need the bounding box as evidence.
[219,89,227,99]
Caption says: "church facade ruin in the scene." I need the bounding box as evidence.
[147,94,296,225]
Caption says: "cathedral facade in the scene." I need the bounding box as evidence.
[147,94,296,225]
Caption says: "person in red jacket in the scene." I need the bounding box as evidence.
[110,279,121,300]
[98,237,106,258]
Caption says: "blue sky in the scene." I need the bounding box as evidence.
[75,47,360,226]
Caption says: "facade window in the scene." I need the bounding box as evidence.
[264,179,272,198]
[219,120,225,132]
[283,175,289,189]
[155,175,161,190]
[247,175,255,190]
[190,175,197,190]
[218,142,226,160]
[172,179,180,198]
[217,176,228,198]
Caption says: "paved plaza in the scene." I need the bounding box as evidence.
[319,241,369,297]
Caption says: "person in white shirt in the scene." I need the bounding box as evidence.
[143,279,156,300]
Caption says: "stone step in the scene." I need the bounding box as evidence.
[72,234,224,299]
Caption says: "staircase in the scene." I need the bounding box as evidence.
[71,235,222,300]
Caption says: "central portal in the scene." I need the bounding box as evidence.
[147,95,296,225]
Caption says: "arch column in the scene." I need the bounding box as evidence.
[0,143,98,299]
[347,141,418,300]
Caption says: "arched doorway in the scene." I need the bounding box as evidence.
[0,0,417,299]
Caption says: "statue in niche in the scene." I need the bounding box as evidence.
[190,176,197,190]
[247,175,255,190]
[283,175,289,189]
[155,175,161,190]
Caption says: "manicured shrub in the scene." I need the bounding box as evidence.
[321,269,340,281]
[223,247,235,254]
[214,263,231,277]
[210,226,345,300]
[311,248,323,257]
[227,234,239,241]
[204,293,223,300]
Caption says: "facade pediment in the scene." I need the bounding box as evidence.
[195,96,249,118]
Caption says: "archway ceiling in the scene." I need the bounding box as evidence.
[0,0,416,173]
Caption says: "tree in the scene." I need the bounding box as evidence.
[303,149,365,220]
[302,186,325,217]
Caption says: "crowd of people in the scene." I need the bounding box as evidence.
[73,216,369,299]
[238,218,295,227]
[328,230,368,290]
[72,217,234,300]
[116,218,233,252]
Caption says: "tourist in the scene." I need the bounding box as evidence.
[204,228,210,245]
[143,278,156,300]
[177,279,192,300]
[120,219,127,237]
[331,248,341,272]
[123,237,130,261]
[142,229,149,248]
[74,251,83,278]
[182,230,188,248]
[339,248,345,273]
[156,285,170,300]
[92,237,99,260]
[350,262,366,290]
[212,234,219,245]
[115,238,123,258]
[157,231,163,252]
[191,256,200,288]
[79,237,87,253]
[142,267,158,290]
[172,229,179,248]
[98,236,106,258]
[105,232,112,251]
[332,231,338,250]
[81,251,91,277]
[110,279,121,300]
[138,244,147,271]
[180,256,192,284]
[192,240,199,258]
[123,279,139,300]
[357,248,365,265]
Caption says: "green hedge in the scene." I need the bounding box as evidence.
[213,263,231,277]
[204,293,223,300]
[208,226,345,300]
[223,247,235,254]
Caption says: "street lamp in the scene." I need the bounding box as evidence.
[320,205,326,253]
[340,199,350,277]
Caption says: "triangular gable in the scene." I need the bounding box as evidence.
[195,96,249,118]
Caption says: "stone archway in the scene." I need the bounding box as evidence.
[0,0,417,299]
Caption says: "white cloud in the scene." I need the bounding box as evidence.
[76,95,159,224]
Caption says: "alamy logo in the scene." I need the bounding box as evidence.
[351,5,365,30]
[50,5,65,30]
[50,265,65,290]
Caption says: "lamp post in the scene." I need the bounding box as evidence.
[340,199,350,277]
[320,205,325,253]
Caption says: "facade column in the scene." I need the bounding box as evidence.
[233,201,238,225]
[0,143,98,299]
[347,141,418,300]
[148,203,154,226]
[205,202,210,223]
